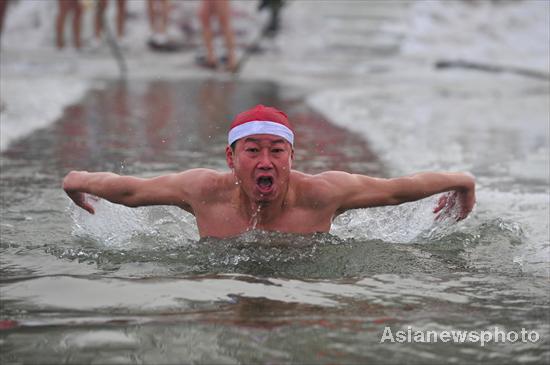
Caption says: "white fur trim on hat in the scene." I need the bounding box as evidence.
[228,120,294,146]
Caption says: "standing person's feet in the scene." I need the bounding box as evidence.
[226,56,237,72]
[219,54,237,72]
[195,55,217,69]
[149,32,168,46]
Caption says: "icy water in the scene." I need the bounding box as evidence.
[1,80,549,364]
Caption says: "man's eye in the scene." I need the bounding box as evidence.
[246,148,259,153]
[272,149,283,153]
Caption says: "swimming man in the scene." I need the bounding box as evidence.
[63,105,476,238]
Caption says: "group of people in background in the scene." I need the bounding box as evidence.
[50,0,284,72]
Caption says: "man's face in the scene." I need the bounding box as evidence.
[226,134,294,203]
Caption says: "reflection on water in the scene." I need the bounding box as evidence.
[1,80,548,364]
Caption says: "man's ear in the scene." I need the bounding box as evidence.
[226,145,235,168]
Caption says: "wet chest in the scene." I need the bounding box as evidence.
[193,204,333,237]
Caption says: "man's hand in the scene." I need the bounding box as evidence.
[63,171,95,214]
[433,186,476,221]
[66,191,96,214]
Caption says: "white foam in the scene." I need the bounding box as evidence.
[69,197,199,247]
[400,0,550,72]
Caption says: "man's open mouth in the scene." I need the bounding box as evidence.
[256,176,274,193]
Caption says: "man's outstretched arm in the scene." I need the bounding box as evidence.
[62,169,212,214]
[323,171,476,220]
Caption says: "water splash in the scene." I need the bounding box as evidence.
[62,191,540,277]
[248,203,263,230]
[49,231,349,277]
[68,197,199,248]
[332,195,458,243]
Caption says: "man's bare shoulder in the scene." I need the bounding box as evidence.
[175,168,223,180]
[290,170,389,215]
[302,170,383,188]
[174,168,234,203]
[291,170,381,203]
[291,170,355,188]
[176,168,231,191]
[290,170,351,206]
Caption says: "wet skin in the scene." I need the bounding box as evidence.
[63,134,476,238]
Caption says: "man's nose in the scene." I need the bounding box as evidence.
[257,150,273,169]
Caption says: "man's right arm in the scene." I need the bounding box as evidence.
[62,169,212,214]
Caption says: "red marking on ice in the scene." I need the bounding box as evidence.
[0,320,18,330]
[373,317,396,324]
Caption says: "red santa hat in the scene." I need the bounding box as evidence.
[228,105,294,146]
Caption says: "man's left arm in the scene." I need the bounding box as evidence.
[323,171,476,220]
[389,172,476,220]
